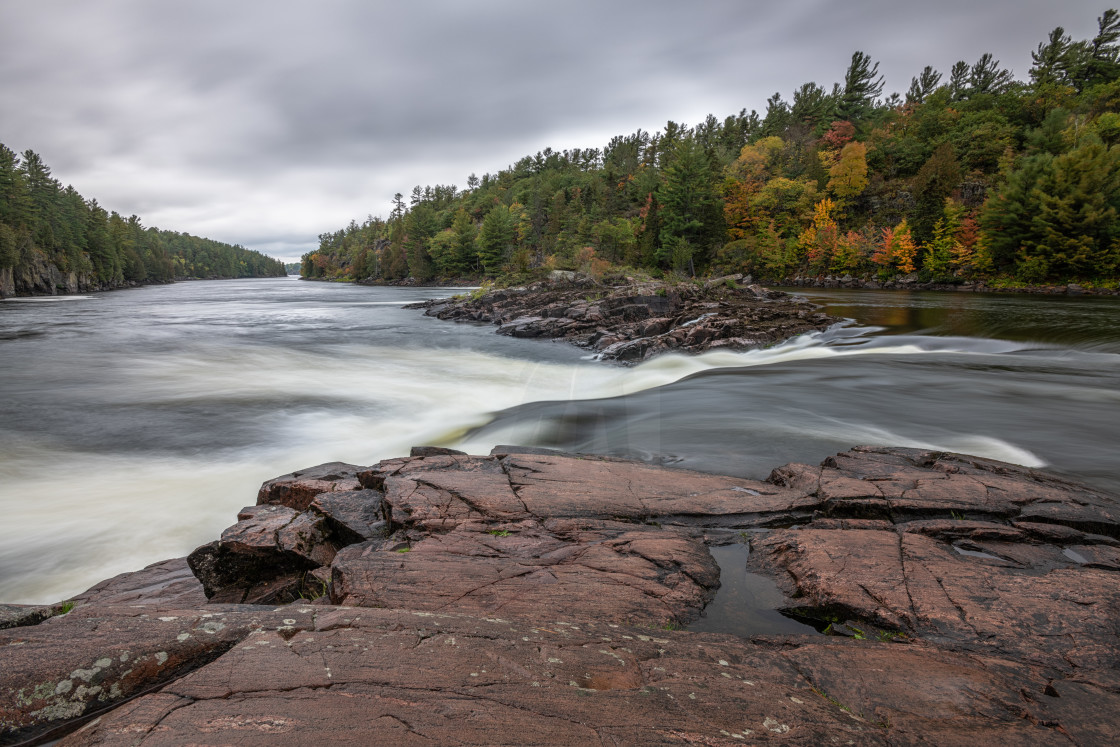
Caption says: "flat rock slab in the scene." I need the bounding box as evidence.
[0,604,319,745]
[331,518,718,626]
[371,452,815,529]
[773,445,1120,536]
[54,607,1088,746]
[501,453,816,525]
[755,527,1120,671]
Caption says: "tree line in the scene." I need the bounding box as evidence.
[0,145,285,291]
[307,9,1120,288]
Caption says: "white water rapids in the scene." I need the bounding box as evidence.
[2,277,1118,604]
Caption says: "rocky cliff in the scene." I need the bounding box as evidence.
[3,446,1118,745]
[0,253,150,299]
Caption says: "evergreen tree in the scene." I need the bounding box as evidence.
[1023,140,1120,278]
[656,138,722,270]
[476,204,515,274]
[1031,27,1074,87]
[906,66,942,104]
[982,140,1120,279]
[912,143,961,243]
[450,209,478,274]
[838,52,884,122]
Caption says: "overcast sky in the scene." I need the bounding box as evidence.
[0,1,1110,262]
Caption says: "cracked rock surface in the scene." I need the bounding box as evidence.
[2,445,1119,745]
[405,275,839,363]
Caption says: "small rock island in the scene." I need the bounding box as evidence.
[407,273,839,363]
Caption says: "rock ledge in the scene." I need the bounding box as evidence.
[3,446,1118,745]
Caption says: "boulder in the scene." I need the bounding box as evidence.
[187,505,338,604]
[256,461,364,510]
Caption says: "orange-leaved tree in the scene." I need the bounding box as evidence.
[872,219,918,274]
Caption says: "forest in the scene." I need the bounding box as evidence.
[306,9,1120,289]
[0,145,285,295]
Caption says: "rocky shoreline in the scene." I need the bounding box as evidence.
[406,273,839,363]
[3,445,1119,745]
[779,273,1119,296]
[302,272,1119,297]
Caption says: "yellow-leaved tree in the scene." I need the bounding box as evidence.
[827,141,869,202]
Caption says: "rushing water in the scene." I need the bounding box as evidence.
[1,278,1119,607]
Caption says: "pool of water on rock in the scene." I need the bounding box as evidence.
[687,543,821,637]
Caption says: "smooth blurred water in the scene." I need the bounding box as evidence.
[2,278,1118,604]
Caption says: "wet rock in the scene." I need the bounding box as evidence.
[756,526,1120,669]
[406,277,838,364]
[256,461,364,510]
[500,452,816,526]
[774,445,1120,536]
[752,449,1120,672]
[57,609,1096,746]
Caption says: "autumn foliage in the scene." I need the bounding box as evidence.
[304,8,1120,287]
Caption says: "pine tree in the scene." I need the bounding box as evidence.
[906,67,942,104]
[450,209,477,274]
[476,205,515,275]
[912,143,961,243]
[838,52,884,122]
[1023,140,1120,278]
[656,138,721,269]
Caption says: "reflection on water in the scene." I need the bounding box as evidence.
[2,279,1119,605]
[781,287,1120,352]
[687,543,820,637]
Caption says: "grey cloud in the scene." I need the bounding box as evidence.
[0,0,1108,262]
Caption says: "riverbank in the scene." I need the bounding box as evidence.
[0,269,285,299]
[780,273,1120,296]
[301,270,1120,296]
[3,445,1119,744]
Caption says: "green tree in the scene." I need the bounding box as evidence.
[912,143,961,243]
[982,140,1120,279]
[450,209,478,274]
[403,203,437,280]
[656,138,722,270]
[476,204,515,274]
[906,66,942,104]
[838,51,884,122]
[1031,27,1074,87]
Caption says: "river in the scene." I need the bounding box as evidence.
[1,277,1118,606]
